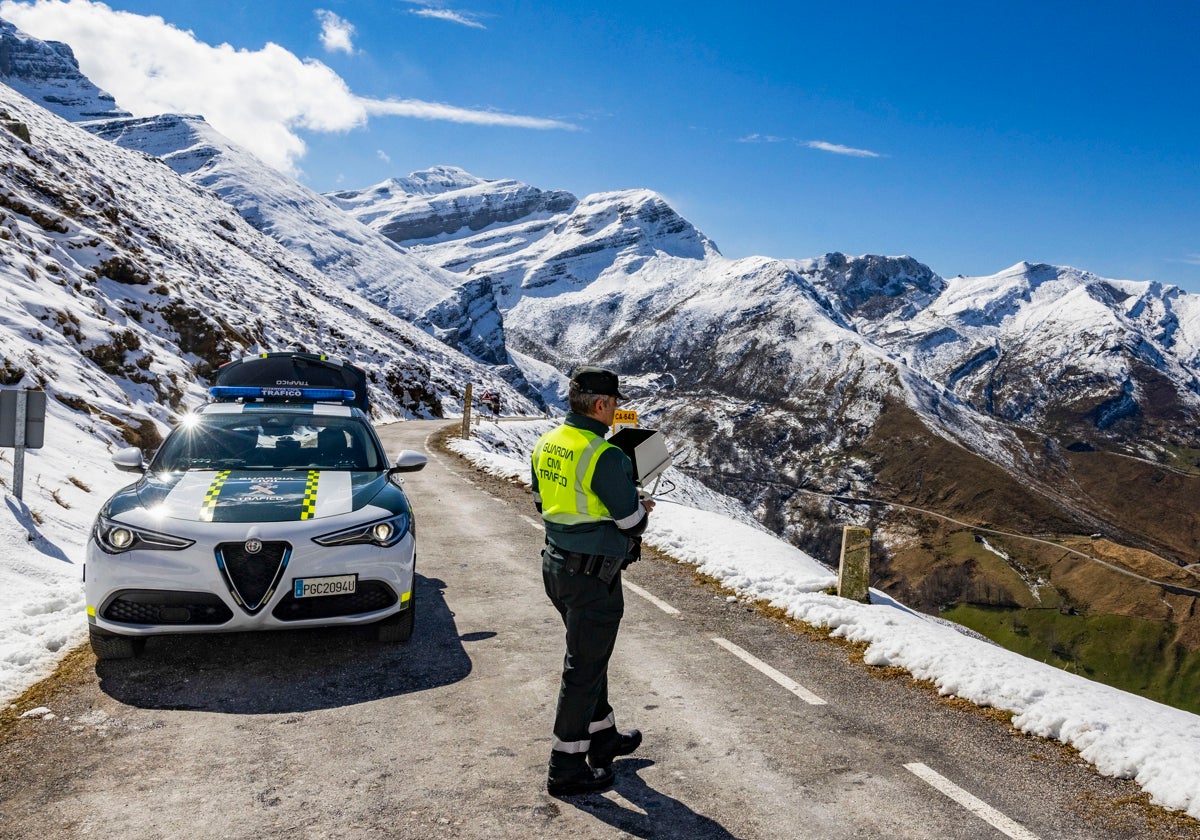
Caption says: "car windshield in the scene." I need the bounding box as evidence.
[152,412,385,472]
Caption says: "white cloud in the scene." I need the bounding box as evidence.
[739,134,882,157]
[0,0,570,175]
[738,133,787,144]
[376,149,392,164]
[406,4,486,29]
[805,140,883,158]
[316,9,356,54]
[362,97,571,129]
[1181,254,1200,266]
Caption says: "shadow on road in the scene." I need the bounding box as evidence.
[566,758,741,839]
[94,574,471,714]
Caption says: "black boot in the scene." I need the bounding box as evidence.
[547,763,615,796]
[588,728,642,769]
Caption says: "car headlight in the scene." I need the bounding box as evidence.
[313,512,412,548]
[93,517,195,554]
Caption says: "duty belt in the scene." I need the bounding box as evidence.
[544,544,624,585]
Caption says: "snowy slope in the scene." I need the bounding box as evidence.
[0,21,523,374]
[0,83,534,423]
[85,113,458,320]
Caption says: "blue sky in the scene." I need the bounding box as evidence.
[3,0,1198,291]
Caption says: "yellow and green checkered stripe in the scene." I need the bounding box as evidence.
[300,470,320,520]
[199,470,232,522]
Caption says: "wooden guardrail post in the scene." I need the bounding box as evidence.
[461,383,473,439]
[838,526,871,603]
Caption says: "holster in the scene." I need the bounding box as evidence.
[595,555,623,585]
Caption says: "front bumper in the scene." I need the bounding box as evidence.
[85,513,415,637]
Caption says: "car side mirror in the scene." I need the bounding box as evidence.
[389,449,427,473]
[112,446,146,473]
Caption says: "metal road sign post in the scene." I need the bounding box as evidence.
[0,389,47,501]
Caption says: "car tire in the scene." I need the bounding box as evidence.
[89,627,146,660]
[376,596,415,644]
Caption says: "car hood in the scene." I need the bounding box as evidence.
[105,470,394,523]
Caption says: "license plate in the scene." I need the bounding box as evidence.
[293,574,357,598]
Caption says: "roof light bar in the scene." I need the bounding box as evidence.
[209,386,356,402]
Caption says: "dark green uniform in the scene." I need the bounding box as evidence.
[532,411,647,774]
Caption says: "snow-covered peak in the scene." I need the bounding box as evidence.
[83,112,233,176]
[789,252,946,324]
[0,19,130,121]
[390,165,490,195]
[327,167,578,240]
[326,167,491,210]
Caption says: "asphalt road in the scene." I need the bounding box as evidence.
[0,419,1190,839]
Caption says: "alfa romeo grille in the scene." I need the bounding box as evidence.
[216,541,290,613]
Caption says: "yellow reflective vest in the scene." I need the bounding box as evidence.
[533,424,617,526]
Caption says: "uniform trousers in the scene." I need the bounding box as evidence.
[542,546,624,770]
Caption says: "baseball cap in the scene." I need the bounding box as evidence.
[570,366,627,399]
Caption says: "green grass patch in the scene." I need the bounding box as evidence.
[943,604,1200,714]
[1158,443,1200,473]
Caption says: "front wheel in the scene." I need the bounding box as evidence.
[89,626,146,660]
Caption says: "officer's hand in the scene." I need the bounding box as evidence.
[642,499,656,513]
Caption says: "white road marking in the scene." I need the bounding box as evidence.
[711,637,827,705]
[624,580,680,616]
[522,515,542,531]
[904,762,1042,840]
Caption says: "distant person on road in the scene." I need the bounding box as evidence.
[531,365,654,797]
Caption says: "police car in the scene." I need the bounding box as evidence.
[84,352,427,659]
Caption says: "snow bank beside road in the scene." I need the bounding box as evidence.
[0,406,134,705]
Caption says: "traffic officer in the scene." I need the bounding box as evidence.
[532,365,654,796]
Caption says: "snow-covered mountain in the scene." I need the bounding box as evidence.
[82,115,528,381]
[0,19,128,120]
[87,114,458,318]
[342,171,1200,453]
[327,166,577,247]
[0,79,537,456]
[0,20,528,386]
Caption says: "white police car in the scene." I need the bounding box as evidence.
[85,352,427,659]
